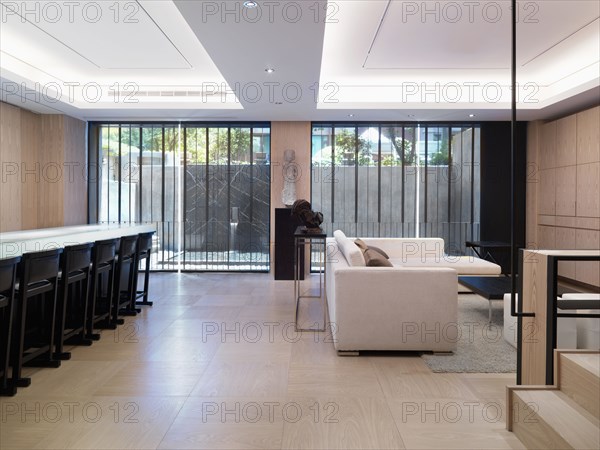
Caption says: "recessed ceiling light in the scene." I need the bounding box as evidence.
[265,68,275,74]
[348,114,354,118]
[469,114,475,118]
[243,1,258,8]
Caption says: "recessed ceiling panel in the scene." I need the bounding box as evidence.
[2,1,190,69]
[365,0,599,69]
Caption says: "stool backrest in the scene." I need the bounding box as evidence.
[118,235,138,261]
[137,232,154,254]
[0,256,21,294]
[93,239,117,265]
[20,249,62,285]
[62,243,93,274]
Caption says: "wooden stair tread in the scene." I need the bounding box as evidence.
[562,353,600,380]
[554,390,600,428]
[514,390,600,449]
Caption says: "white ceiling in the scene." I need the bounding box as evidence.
[1,0,598,121]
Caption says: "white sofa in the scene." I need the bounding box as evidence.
[326,233,460,353]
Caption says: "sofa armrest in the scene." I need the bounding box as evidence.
[327,266,458,351]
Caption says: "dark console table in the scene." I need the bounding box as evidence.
[274,208,304,280]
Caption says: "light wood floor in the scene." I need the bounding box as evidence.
[1,273,524,449]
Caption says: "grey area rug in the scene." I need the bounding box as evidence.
[422,295,517,373]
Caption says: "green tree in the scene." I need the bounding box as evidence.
[334,129,370,165]
[429,150,449,165]
[382,127,416,165]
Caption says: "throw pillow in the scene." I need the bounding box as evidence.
[354,239,389,259]
[363,248,393,267]
[354,238,368,251]
[367,245,389,259]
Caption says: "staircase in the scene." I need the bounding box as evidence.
[507,350,600,449]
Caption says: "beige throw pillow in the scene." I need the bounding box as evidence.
[354,239,390,259]
[363,248,393,267]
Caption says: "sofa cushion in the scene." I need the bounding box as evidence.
[390,255,501,275]
[334,230,365,267]
[363,248,393,267]
[354,238,390,259]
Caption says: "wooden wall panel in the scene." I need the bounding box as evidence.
[537,225,556,249]
[539,121,556,170]
[577,162,600,218]
[0,103,22,232]
[538,169,556,215]
[20,109,41,229]
[526,121,541,247]
[577,106,600,165]
[528,105,600,288]
[555,165,576,216]
[39,115,65,228]
[269,121,311,272]
[556,115,577,167]
[63,115,87,225]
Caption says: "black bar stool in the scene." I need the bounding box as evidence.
[113,235,139,322]
[55,243,93,360]
[0,256,20,396]
[87,238,117,340]
[11,248,62,389]
[134,232,155,307]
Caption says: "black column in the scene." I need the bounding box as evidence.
[479,122,527,274]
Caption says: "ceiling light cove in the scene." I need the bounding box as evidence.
[0,0,241,111]
[317,1,600,113]
[243,1,258,8]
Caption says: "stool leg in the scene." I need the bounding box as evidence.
[11,292,31,388]
[0,302,16,396]
[54,278,71,360]
[76,273,93,345]
[136,256,153,306]
[87,271,101,340]
[26,288,61,368]
[128,260,141,314]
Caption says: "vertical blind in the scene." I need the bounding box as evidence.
[311,123,481,255]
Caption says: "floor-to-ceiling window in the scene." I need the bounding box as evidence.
[312,123,480,255]
[89,122,270,271]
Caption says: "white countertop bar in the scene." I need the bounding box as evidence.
[0,224,156,243]
[0,224,156,259]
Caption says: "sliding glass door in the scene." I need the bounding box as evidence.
[89,123,270,271]
[182,126,270,270]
